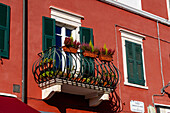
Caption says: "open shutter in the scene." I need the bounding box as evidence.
[0,3,10,58]
[80,27,94,76]
[80,27,93,45]
[42,16,55,51]
[135,43,145,86]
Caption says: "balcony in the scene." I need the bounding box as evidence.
[32,46,119,106]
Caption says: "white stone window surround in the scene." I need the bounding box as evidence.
[113,0,142,10]
[50,6,84,72]
[120,29,148,89]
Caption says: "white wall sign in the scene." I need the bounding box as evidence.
[130,100,145,113]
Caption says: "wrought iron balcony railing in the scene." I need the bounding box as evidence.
[32,46,119,92]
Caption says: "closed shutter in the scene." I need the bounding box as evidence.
[0,3,10,58]
[125,41,145,86]
[135,43,145,85]
[42,16,56,51]
[80,27,94,76]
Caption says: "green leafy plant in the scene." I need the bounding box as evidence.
[100,44,115,57]
[40,70,54,78]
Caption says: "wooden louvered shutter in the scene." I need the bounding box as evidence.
[0,3,10,58]
[125,40,145,86]
[80,27,94,76]
[42,16,56,51]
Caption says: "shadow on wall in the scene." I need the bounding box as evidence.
[44,91,122,113]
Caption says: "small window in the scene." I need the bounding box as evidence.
[120,29,147,88]
[0,3,10,59]
[156,105,170,113]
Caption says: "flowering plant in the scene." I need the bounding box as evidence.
[107,49,115,57]
[100,44,115,57]
[80,43,92,52]
[93,47,100,55]
[64,37,80,49]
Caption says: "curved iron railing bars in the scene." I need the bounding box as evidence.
[32,46,119,90]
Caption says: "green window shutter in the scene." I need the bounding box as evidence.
[135,43,145,85]
[80,27,93,44]
[125,41,145,86]
[42,16,56,51]
[0,3,10,59]
[80,27,94,76]
[126,41,136,84]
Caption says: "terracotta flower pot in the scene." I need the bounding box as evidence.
[83,51,98,58]
[63,46,77,53]
[99,55,112,62]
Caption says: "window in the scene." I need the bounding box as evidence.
[0,3,10,59]
[42,16,77,70]
[113,0,142,10]
[42,7,94,74]
[43,7,94,72]
[156,105,170,113]
[120,29,147,88]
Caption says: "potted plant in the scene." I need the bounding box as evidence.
[63,37,80,53]
[80,41,100,58]
[99,44,115,62]
[39,58,54,70]
[39,70,54,82]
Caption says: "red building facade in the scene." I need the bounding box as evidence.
[0,0,170,113]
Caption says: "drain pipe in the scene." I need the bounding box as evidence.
[152,21,165,107]
[157,21,165,87]
[22,0,28,104]
[114,24,123,111]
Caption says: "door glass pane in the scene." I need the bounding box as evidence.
[55,26,61,34]
[66,28,72,37]
[56,35,62,69]
[0,29,5,50]
[65,28,72,68]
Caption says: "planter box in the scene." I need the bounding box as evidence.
[62,46,77,53]
[83,51,98,58]
[99,55,112,62]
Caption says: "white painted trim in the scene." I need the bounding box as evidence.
[50,6,83,27]
[155,103,170,107]
[119,29,145,42]
[166,0,170,20]
[99,0,170,25]
[89,93,109,107]
[0,93,17,98]
[120,29,147,88]
[124,82,148,89]
[42,85,61,100]
[117,0,142,10]
[50,6,84,19]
